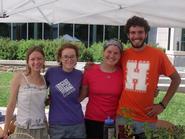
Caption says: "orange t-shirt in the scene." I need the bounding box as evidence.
[117,45,176,122]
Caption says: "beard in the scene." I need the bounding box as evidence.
[130,39,145,49]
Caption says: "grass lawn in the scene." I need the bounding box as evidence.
[0,71,185,125]
[155,92,185,125]
[0,72,13,105]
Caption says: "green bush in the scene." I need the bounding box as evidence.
[88,42,103,62]
[0,39,107,62]
[43,40,59,61]
[0,38,87,61]
[144,125,185,139]
[0,38,18,60]
[16,40,36,60]
[0,38,165,62]
[80,49,94,62]
[123,41,131,49]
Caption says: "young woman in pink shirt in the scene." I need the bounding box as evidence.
[79,39,123,139]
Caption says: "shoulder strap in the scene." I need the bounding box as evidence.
[22,73,29,85]
[41,75,47,87]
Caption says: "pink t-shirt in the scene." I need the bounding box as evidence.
[83,64,123,121]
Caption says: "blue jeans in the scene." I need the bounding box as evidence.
[116,116,156,135]
[49,123,86,139]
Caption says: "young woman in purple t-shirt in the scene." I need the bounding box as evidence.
[45,43,86,139]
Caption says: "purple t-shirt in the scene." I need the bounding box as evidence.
[45,66,84,125]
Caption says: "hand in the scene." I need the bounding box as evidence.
[145,104,164,117]
[2,132,8,139]
[3,135,8,139]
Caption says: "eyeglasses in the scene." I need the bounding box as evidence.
[62,55,76,61]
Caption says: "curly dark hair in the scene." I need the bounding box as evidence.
[125,16,150,34]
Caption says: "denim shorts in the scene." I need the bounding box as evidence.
[49,123,86,139]
[116,116,156,135]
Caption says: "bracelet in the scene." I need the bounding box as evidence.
[159,102,166,109]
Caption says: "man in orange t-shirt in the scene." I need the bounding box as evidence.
[116,16,181,135]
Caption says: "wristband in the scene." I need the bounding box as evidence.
[159,102,166,109]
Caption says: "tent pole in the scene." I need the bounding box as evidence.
[42,23,44,40]
[27,23,29,40]
[57,24,59,39]
[73,24,75,39]
[103,25,105,41]
[0,0,3,15]
[118,26,120,40]
[167,28,171,51]
[88,24,90,48]
[11,23,13,40]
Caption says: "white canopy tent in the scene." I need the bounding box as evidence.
[0,0,185,27]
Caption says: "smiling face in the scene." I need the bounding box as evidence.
[103,45,121,66]
[28,51,45,72]
[60,48,77,72]
[128,26,148,49]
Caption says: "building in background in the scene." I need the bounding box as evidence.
[0,23,185,66]
[0,23,128,46]
[156,28,185,67]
